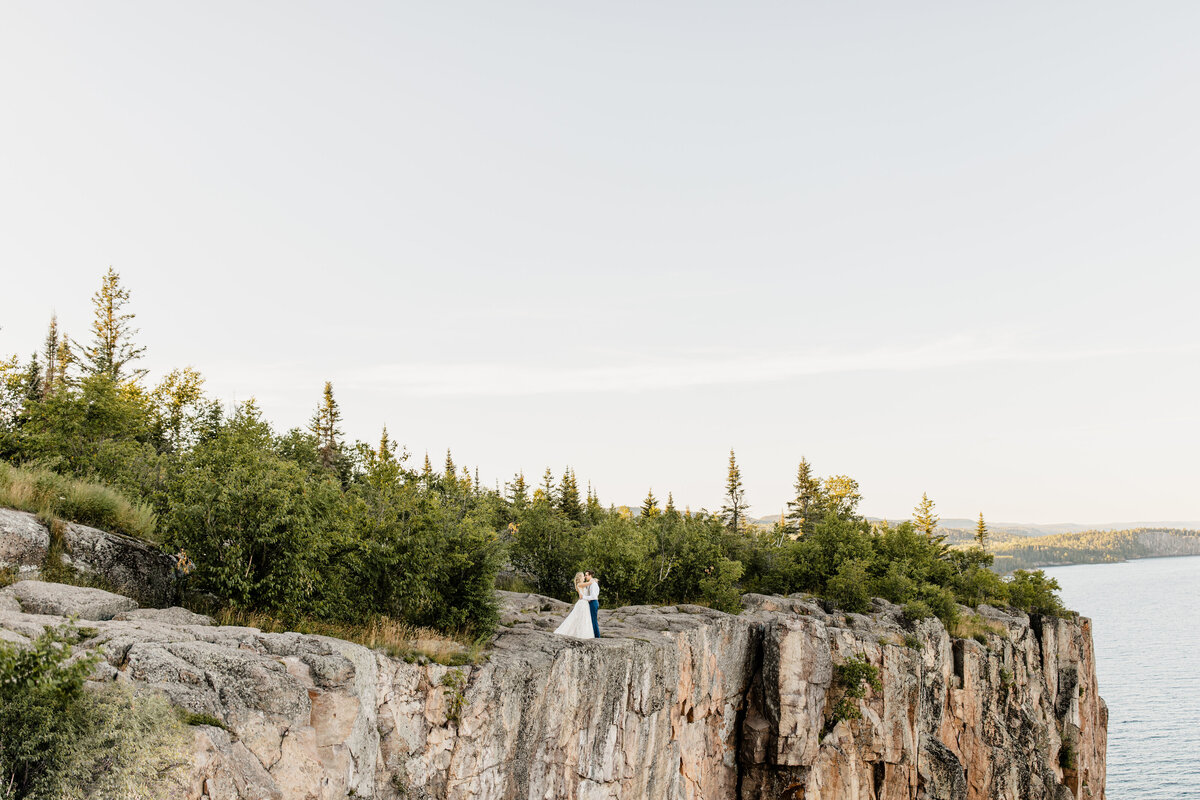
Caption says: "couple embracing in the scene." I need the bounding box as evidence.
[554,570,602,639]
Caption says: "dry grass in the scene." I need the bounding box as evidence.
[951,613,1007,644]
[213,607,485,666]
[0,461,157,541]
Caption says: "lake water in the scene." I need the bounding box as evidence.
[1043,556,1200,800]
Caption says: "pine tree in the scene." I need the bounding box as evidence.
[720,449,749,533]
[444,449,456,479]
[54,332,73,391]
[585,483,604,525]
[784,457,823,535]
[913,492,941,542]
[975,512,989,550]
[307,381,343,471]
[40,315,60,397]
[507,472,529,510]
[664,492,678,518]
[421,452,435,485]
[532,468,556,507]
[641,488,660,519]
[76,267,147,383]
[558,468,582,522]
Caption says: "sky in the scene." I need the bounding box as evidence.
[2,2,1199,524]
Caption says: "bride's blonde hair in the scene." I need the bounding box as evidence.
[572,572,585,591]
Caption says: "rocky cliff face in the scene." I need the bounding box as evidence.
[0,572,1105,800]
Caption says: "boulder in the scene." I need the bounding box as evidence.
[114,607,215,626]
[10,580,137,620]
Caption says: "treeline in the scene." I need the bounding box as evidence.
[0,270,1068,635]
[989,528,1200,572]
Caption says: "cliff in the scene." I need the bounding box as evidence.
[0,508,1106,800]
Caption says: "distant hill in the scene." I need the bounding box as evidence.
[748,513,1200,539]
[976,528,1200,572]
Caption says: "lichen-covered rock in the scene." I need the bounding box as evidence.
[8,580,137,619]
[114,606,215,626]
[0,582,1106,800]
[0,508,177,606]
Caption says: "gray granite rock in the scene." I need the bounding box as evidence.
[10,580,137,620]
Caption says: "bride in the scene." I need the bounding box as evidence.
[553,572,596,639]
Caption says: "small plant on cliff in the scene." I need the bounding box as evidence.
[823,654,882,736]
[440,669,469,726]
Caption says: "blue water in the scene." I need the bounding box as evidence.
[1043,556,1200,800]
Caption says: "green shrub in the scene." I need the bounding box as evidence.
[1007,570,1068,617]
[0,625,188,799]
[826,558,871,613]
[824,654,882,735]
[902,599,933,622]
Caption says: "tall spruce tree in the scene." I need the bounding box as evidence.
[975,512,989,550]
[307,381,343,471]
[913,492,941,542]
[558,468,582,522]
[664,492,678,518]
[40,315,61,397]
[507,472,529,510]
[720,449,749,532]
[784,457,822,535]
[76,267,147,383]
[641,488,660,519]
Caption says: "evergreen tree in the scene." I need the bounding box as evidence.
[534,468,555,507]
[975,512,989,550]
[507,471,529,510]
[558,468,582,522]
[784,457,823,535]
[641,488,660,519]
[913,492,942,543]
[444,449,456,479]
[307,381,343,472]
[720,449,749,533]
[54,331,73,391]
[421,452,434,485]
[40,315,61,398]
[76,267,147,383]
[584,483,604,525]
[664,492,678,518]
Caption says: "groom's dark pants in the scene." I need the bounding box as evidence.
[588,600,600,638]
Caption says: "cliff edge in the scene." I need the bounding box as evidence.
[0,507,1106,800]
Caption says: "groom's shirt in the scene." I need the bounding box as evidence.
[584,581,600,601]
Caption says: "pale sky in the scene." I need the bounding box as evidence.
[3,2,1199,524]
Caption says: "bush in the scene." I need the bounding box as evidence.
[902,599,933,622]
[1007,570,1068,616]
[0,625,188,800]
[826,558,871,613]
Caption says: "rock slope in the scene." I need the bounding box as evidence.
[0,581,1105,800]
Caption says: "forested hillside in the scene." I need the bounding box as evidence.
[0,271,1070,637]
[987,528,1200,571]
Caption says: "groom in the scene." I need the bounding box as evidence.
[583,570,601,638]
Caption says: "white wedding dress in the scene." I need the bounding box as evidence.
[554,595,595,639]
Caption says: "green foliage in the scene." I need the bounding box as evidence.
[179,711,227,729]
[1006,569,1068,617]
[826,558,871,614]
[824,654,882,734]
[439,670,468,725]
[0,625,187,799]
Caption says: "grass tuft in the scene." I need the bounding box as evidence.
[213,607,485,666]
[0,461,157,541]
